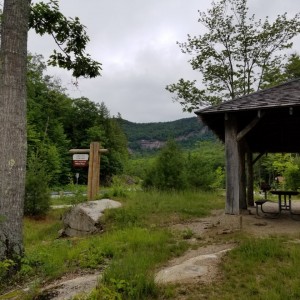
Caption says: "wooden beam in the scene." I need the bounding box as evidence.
[252,152,265,165]
[69,148,108,154]
[236,111,264,142]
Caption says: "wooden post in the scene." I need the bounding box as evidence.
[246,150,254,206]
[88,142,100,201]
[240,143,247,210]
[69,142,108,201]
[225,114,245,214]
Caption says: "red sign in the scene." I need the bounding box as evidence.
[72,154,89,168]
[73,160,89,168]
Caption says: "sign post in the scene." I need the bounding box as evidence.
[69,142,108,201]
[75,173,79,185]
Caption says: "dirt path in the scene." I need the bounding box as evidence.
[155,206,300,286]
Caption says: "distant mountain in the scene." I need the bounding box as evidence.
[118,117,215,154]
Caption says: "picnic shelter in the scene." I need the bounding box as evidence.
[195,79,300,215]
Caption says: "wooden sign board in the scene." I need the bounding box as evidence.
[69,143,108,200]
[72,154,89,168]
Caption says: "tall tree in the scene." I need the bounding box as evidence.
[27,55,73,186]
[0,0,101,261]
[166,0,300,112]
[0,0,29,262]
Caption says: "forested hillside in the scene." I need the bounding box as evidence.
[27,55,128,186]
[119,117,215,153]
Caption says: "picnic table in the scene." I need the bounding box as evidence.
[255,190,300,219]
[270,190,299,213]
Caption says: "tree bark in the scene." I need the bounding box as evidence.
[0,0,29,260]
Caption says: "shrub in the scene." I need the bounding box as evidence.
[24,156,50,216]
[284,158,300,190]
[143,140,187,190]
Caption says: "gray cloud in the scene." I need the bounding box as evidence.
[28,0,300,122]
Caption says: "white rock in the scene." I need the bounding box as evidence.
[62,199,121,237]
[155,249,231,284]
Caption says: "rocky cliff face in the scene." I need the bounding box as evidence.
[120,117,214,154]
[139,139,166,150]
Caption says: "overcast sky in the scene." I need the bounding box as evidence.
[28,0,300,123]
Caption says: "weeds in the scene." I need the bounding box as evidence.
[3,188,300,299]
[187,237,300,300]
[16,189,221,297]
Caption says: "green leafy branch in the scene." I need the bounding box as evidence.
[29,0,102,78]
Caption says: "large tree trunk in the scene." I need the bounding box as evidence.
[0,0,29,260]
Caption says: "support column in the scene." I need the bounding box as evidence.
[246,150,254,206]
[240,143,247,210]
[88,142,100,201]
[225,114,246,214]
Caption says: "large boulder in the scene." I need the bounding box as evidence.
[61,199,122,237]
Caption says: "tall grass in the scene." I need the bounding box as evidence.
[81,189,224,299]
[6,189,220,297]
[7,189,300,299]
[180,237,300,300]
[103,189,224,228]
[100,228,187,299]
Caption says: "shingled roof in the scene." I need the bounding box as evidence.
[195,78,300,153]
[197,78,300,114]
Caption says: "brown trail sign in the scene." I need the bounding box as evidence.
[72,153,89,168]
[69,142,108,201]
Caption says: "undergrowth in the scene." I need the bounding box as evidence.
[1,189,220,298]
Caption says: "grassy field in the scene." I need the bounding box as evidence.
[2,190,300,299]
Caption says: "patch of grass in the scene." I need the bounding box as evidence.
[92,227,188,299]
[14,189,300,300]
[2,189,224,298]
[181,236,300,300]
[50,193,87,206]
[23,209,65,247]
[103,189,224,229]
[181,228,194,240]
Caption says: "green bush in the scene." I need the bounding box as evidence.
[0,259,15,281]
[284,158,300,190]
[25,157,50,216]
[185,141,225,190]
[143,140,187,190]
[142,140,225,191]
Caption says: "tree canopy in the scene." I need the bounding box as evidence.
[166,0,300,112]
[261,53,300,88]
[27,55,128,187]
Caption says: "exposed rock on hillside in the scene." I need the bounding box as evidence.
[119,117,214,153]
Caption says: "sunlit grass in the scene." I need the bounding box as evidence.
[170,237,300,300]
[6,189,300,299]
[103,189,225,229]
[3,189,224,298]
